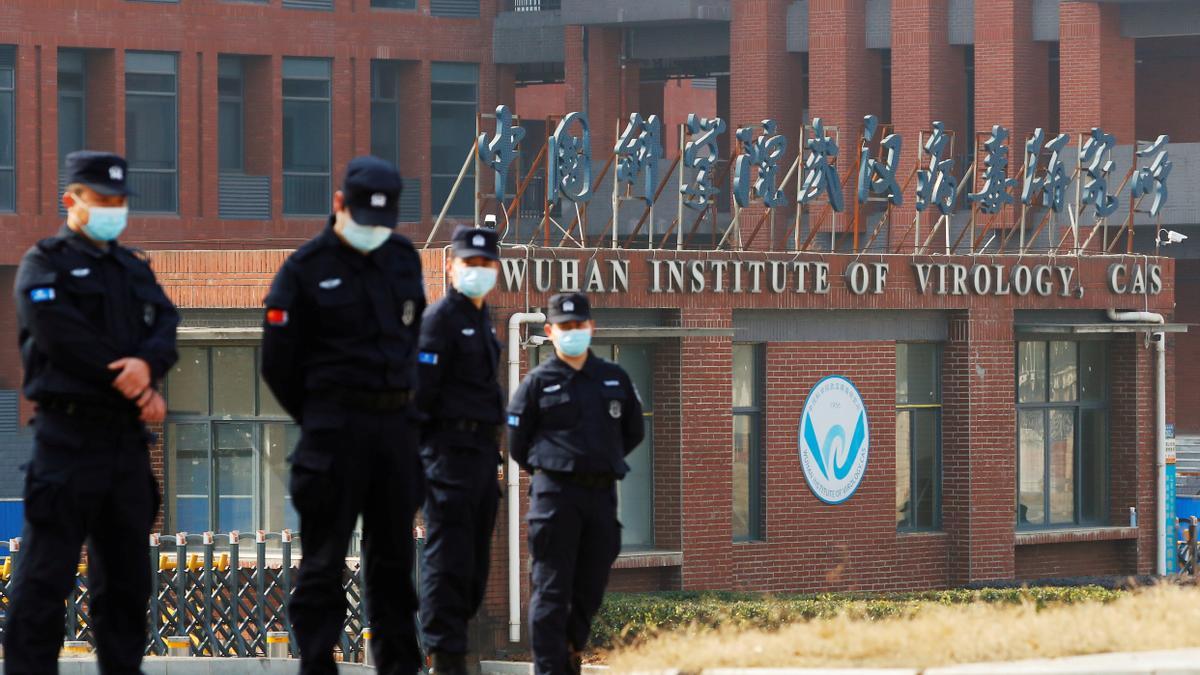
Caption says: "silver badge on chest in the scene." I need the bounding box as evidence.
[608,400,622,419]
[143,303,156,327]
[402,300,416,326]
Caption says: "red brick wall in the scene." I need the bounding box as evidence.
[1059,1,1134,141]
[1015,541,1131,579]
[0,0,498,262]
[731,341,948,592]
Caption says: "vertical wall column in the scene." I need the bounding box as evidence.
[1059,1,1134,141]
[942,307,1016,584]
[729,0,805,249]
[679,308,734,589]
[890,0,965,252]
[198,50,220,220]
[564,26,635,135]
[807,0,881,236]
[973,0,1048,159]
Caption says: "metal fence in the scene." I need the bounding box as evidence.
[0,530,425,662]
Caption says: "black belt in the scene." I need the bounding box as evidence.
[38,398,137,425]
[437,419,499,434]
[324,387,413,412]
[540,469,617,489]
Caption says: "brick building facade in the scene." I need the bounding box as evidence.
[0,0,1195,658]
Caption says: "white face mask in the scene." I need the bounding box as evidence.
[341,216,392,253]
[453,265,498,299]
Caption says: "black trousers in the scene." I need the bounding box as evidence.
[3,410,158,675]
[288,410,424,675]
[526,472,620,675]
[418,443,500,655]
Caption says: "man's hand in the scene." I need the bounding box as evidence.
[136,388,166,424]
[108,357,152,400]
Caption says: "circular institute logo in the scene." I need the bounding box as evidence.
[798,375,870,504]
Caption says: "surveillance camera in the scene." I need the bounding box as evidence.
[528,335,548,346]
[1158,229,1188,245]
[483,214,498,230]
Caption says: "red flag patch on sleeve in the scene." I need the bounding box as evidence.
[266,308,289,326]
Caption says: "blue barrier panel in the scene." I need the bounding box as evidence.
[0,500,23,542]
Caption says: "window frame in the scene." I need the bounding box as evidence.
[732,343,765,543]
[218,55,245,173]
[164,344,298,535]
[430,61,478,217]
[895,341,943,532]
[124,50,179,214]
[0,45,16,213]
[1014,338,1111,530]
[370,59,401,169]
[282,57,332,217]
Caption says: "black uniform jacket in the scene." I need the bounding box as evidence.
[260,219,426,427]
[506,351,644,477]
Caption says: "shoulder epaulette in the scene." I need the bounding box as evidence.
[34,236,67,254]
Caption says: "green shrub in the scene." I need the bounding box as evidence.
[591,586,1124,648]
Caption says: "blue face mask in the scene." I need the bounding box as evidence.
[454,265,497,299]
[341,217,392,253]
[554,328,592,357]
[83,206,129,242]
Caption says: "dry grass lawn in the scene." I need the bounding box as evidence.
[607,584,1200,671]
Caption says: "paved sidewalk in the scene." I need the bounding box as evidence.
[482,648,1200,674]
[0,657,374,674]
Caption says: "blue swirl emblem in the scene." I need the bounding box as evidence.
[797,376,870,504]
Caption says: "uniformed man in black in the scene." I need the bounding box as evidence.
[261,156,426,675]
[6,151,179,673]
[415,225,504,675]
[506,293,644,675]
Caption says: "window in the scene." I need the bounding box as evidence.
[371,60,401,168]
[0,46,14,211]
[533,342,655,551]
[431,62,477,217]
[372,0,415,8]
[283,58,331,216]
[125,52,178,213]
[1017,340,1109,528]
[733,344,764,541]
[896,343,942,530]
[164,346,299,535]
[58,50,87,172]
[218,56,244,172]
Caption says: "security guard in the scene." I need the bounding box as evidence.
[6,151,179,673]
[415,225,504,675]
[506,293,644,675]
[261,156,426,675]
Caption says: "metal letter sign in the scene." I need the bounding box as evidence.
[1021,128,1070,213]
[856,115,903,206]
[614,113,664,205]
[548,112,592,203]
[477,104,526,202]
[1080,127,1119,218]
[680,114,726,210]
[967,125,1016,215]
[1131,134,1171,218]
[798,117,844,213]
[732,119,787,208]
[915,121,957,214]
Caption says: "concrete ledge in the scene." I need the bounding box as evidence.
[1014,527,1139,546]
[1,658,373,674]
[613,551,684,569]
